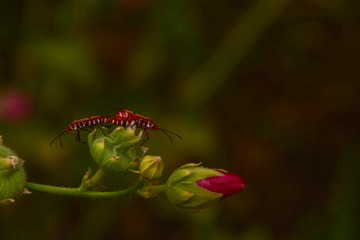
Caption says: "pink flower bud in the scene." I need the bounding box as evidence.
[165,163,246,210]
[0,89,33,122]
[196,170,246,198]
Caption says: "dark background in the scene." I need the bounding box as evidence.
[1,0,359,239]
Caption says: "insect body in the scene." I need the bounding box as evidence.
[112,110,182,143]
[50,110,182,147]
[112,110,156,128]
[50,116,112,147]
[67,116,112,131]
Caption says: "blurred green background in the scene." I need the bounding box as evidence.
[1,0,360,239]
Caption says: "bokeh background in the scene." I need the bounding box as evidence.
[1,0,360,239]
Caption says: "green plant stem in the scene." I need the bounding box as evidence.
[25,181,157,200]
[91,167,106,184]
[84,167,106,190]
[150,184,166,194]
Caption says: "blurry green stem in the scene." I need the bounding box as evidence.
[25,181,155,200]
[179,0,290,107]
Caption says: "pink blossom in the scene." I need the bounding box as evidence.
[0,89,33,122]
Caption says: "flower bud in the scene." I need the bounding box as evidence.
[88,127,146,173]
[196,170,246,198]
[165,163,245,210]
[139,155,164,181]
[0,89,33,123]
[0,138,26,204]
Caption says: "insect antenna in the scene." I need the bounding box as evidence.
[159,128,182,143]
[50,130,67,148]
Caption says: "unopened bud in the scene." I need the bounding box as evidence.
[0,139,26,204]
[88,127,146,173]
[139,156,164,181]
[165,163,245,210]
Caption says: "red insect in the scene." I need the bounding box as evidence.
[112,110,182,143]
[50,116,112,147]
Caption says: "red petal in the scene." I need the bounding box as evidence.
[196,172,246,198]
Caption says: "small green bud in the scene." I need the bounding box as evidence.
[0,138,26,204]
[139,155,164,181]
[165,163,246,210]
[88,127,146,173]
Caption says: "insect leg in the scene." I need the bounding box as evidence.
[75,130,87,144]
[139,129,150,146]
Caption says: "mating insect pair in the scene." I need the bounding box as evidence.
[50,110,182,148]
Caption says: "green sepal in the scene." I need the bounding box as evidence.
[165,163,223,211]
[88,127,145,173]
